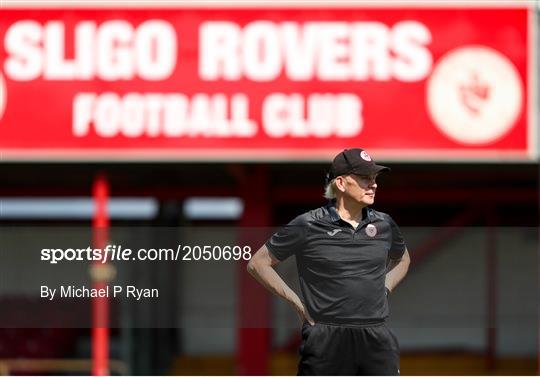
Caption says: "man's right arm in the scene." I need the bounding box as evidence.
[247,245,314,325]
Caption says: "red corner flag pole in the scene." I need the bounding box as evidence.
[92,173,110,376]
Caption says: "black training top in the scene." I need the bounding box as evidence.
[265,201,406,325]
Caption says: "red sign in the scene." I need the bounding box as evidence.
[0,6,534,161]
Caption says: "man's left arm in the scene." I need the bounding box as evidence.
[385,248,410,293]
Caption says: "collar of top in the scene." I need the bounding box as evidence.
[326,200,372,224]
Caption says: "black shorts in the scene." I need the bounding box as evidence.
[298,321,400,376]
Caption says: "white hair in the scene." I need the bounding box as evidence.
[323,178,337,200]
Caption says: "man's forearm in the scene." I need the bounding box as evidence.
[385,251,410,292]
[247,261,304,310]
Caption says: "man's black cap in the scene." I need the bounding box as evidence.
[328,148,390,180]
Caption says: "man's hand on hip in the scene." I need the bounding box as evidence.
[293,301,315,326]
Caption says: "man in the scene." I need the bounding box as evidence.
[247,148,410,376]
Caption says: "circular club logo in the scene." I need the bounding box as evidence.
[427,46,523,145]
[0,73,6,121]
[360,150,372,161]
[365,224,377,237]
